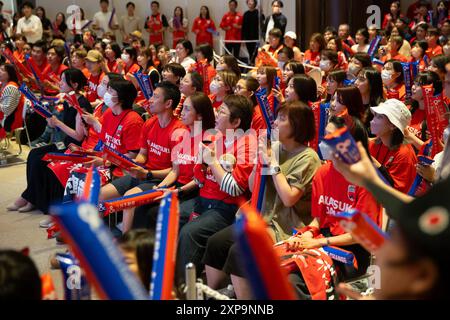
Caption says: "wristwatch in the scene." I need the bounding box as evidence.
[271,165,281,176]
[146,171,154,181]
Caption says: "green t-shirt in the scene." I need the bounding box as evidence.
[261,142,321,241]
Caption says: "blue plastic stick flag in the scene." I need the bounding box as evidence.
[408,141,434,196]
[368,36,382,60]
[317,103,330,160]
[401,62,413,101]
[322,246,357,268]
[411,60,420,79]
[372,58,384,67]
[19,84,53,118]
[50,202,148,300]
[255,88,275,133]
[81,167,101,205]
[273,76,280,114]
[150,192,179,300]
[56,253,91,300]
[134,71,153,100]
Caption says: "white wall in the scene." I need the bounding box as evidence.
[36,0,296,53]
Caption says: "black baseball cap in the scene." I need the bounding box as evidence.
[370,178,450,265]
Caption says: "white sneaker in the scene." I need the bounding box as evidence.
[39,218,54,229]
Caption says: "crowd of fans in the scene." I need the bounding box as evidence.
[1,0,450,301]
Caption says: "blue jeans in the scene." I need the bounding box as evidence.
[176,197,238,286]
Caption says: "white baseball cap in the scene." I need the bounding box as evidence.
[370,99,411,134]
[284,31,297,40]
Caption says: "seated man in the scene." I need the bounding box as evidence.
[99,81,185,232]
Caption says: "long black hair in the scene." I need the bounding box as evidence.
[118,230,155,291]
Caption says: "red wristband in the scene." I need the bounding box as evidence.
[296,226,320,238]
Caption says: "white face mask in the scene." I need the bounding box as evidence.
[97,83,107,98]
[209,81,220,95]
[381,70,393,82]
[348,63,361,76]
[104,92,117,107]
[319,60,332,72]
[121,53,130,63]
[277,61,285,71]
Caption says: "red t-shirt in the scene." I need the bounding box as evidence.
[426,45,443,59]
[108,60,119,73]
[42,63,68,95]
[303,50,321,66]
[381,53,408,63]
[86,72,104,103]
[124,63,140,78]
[251,105,266,134]
[196,133,257,205]
[173,129,202,185]
[140,116,186,171]
[408,108,429,141]
[101,108,143,155]
[384,83,406,102]
[369,139,418,193]
[82,102,106,150]
[311,162,382,236]
[192,17,216,46]
[220,12,243,41]
[209,95,223,110]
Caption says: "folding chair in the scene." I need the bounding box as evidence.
[0,99,32,167]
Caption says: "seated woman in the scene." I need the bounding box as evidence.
[191,43,216,95]
[326,36,349,71]
[406,71,442,144]
[256,28,284,67]
[172,39,196,72]
[127,92,216,232]
[203,101,321,299]
[318,49,340,99]
[381,60,406,101]
[324,70,346,103]
[369,99,418,193]
[60,80,144,226]
[282,61,305,88]
[234,76,265,133]
[176,95,256,288]
[7,69,92,215]
[284,74,318,105]
[355,67,385,131]
[286,115,382,299]
[409,40,429,73]
[174,71,204,118]
[216,54,241,78]
[209,70,238,110]
[118,46,140,80]
[304,33,327,67]
[161,63,186,87]
[103,42,122,74]
[255,65,278,118]
[347,53,372,81]
[0,64,25,139]
[330,86,366,129]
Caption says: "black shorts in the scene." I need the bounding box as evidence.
[110,174,160,196]
[202,225,246,278]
